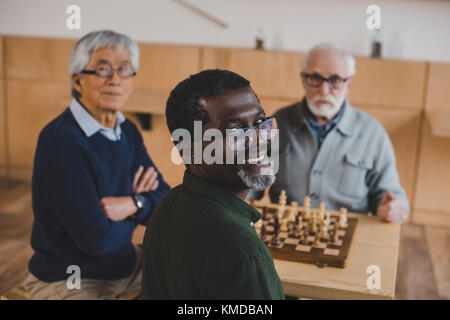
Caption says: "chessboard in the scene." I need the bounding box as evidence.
[250,191,358,268]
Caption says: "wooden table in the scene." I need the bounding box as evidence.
[273,213,401,299]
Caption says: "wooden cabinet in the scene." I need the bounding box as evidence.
[202,47,304,100]
[349,58,427,110]
[413,63,450,226]
[0,36,7,176]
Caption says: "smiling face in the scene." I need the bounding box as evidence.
[301,49,351,119]
[72,46,134,113]
[195,86,275,192]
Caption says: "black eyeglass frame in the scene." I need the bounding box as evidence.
[301,72,350,89]
[80,67,137,79]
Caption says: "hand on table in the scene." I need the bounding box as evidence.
[377,192,406,223]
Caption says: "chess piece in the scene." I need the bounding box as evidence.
[319,202,326,221]
[319,220,329,240]
[280,218,288,232]
[333,227,340,243]
[294,215,303,237]
[303,196,311,219]
[312,212,318,233]
[286,201,298,223]
[325,211,331,225]
[261,224,269,244]
[271,215,281,246]
[313,232,320,246]
[277,190,287,220]
[339,208,348,228]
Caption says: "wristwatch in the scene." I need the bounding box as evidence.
[132,194,146,212]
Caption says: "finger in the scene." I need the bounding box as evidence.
[138,167,155,191]
[146,179,159,192]
[136,167,154,193]
[133,166,144,188]
[144,170,158,191]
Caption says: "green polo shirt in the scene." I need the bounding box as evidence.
[141,170,285,300]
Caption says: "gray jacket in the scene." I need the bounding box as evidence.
[267,99,409,215]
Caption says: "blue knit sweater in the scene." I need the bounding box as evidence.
[29,108,170,282]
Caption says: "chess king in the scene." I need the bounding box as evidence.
[141,69,285,299]
[252,43,409,224]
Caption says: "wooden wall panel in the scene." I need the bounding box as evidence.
[425,63,450,110]
[7,80,69,171]
[358,105,421,218]
[349,58,427,110]
[5,36,75,81]
[125,113,185,188]
[259,98,298,117]
[413,63,450,226]
[201,48,304,100]
[0,36,7,173]
[134,44,200,91]
[414,119,450,219]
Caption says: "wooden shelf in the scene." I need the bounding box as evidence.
[427,110,450,137]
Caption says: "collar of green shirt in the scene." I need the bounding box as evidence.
[182,170,262,224]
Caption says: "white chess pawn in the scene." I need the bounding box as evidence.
[303,196,311,219]
[319,202,326,221]
[339,207,348,228]
[312,212,318,233]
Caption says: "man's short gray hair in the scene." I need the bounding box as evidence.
[69,30,139,98]
[301,43,356,77]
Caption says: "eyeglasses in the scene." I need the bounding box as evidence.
[81,65,136,79]
[226,117,278,151]
[302,72,349,89]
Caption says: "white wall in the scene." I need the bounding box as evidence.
[0,0,449,62]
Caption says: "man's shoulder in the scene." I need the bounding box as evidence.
[38,108,83,147]
[347,104,387,134]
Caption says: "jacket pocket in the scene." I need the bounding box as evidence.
[338,153,373,199]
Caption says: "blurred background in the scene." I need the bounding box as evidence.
[0,0,449,299]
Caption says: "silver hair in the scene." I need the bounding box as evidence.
[301,43,356,77]
[69,30,139,97]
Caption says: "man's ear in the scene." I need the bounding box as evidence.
[346,77,353,94]
[72,73,83,94]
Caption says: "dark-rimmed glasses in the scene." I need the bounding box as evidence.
[302,72,349,89]
[81,65,136,79]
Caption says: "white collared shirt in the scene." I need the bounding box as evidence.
[69,98,126,141]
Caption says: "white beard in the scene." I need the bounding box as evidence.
[306,91,347,119]
[236,163,276,191]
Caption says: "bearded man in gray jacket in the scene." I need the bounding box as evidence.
[256,43,408,223]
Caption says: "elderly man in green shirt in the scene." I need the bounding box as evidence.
[141,69,285,300]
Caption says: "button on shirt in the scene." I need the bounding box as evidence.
[269,98,409,216]
[69,98,125,141]
[141,170,285,300]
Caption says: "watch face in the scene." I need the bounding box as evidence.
[135,195,145,209]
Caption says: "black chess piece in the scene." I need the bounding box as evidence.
[261,224,268,244]
[271,216,281,246]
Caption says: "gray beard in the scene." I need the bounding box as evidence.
[236,164,276,191]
